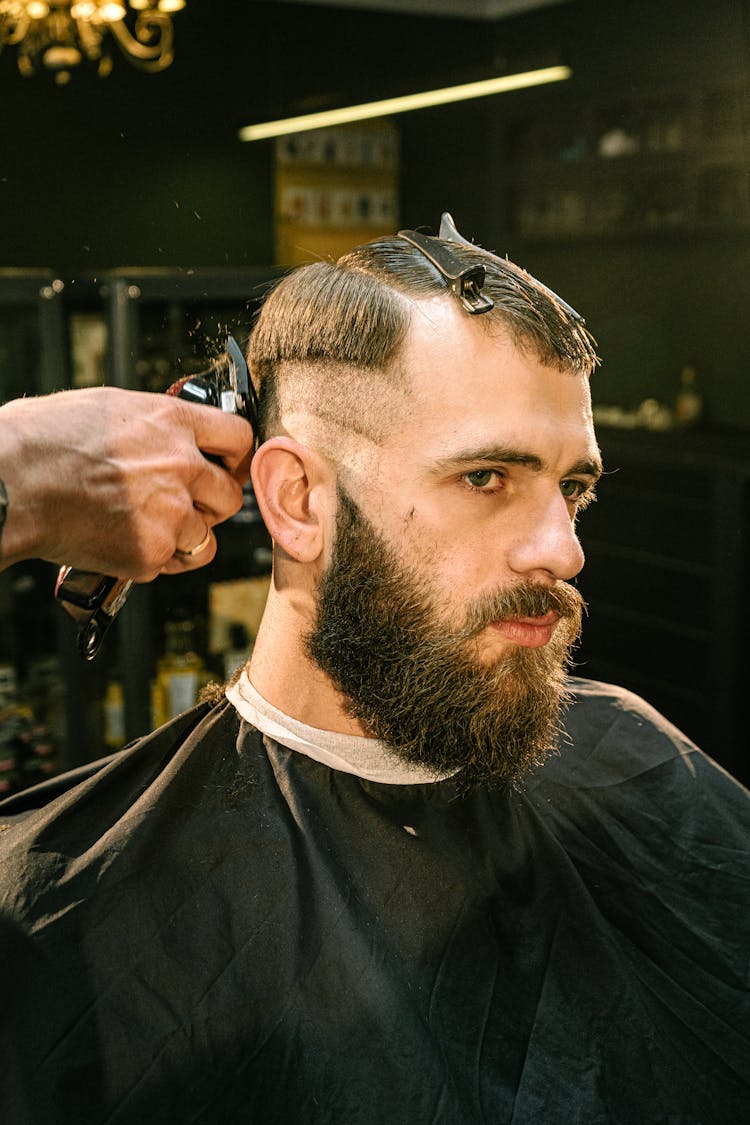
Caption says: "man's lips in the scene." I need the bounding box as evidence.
[489,611,561,648]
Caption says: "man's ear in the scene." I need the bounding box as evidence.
[250,437,332,563]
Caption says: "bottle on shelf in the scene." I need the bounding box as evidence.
[24,654,66,755]
[103,678,126,751]
[151,617,209,730]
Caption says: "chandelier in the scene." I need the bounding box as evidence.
[0,0,186,83]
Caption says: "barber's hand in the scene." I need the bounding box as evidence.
[0,387,255,577]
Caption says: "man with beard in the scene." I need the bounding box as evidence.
[0,215,747,1124]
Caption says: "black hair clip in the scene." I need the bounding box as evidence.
[400,211,585,325]
[398,214,494,315]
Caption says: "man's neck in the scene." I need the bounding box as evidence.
[248,588,369,738]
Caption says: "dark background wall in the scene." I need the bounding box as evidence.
[1,0,749,428]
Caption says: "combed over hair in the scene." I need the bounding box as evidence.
[247,233,599,443]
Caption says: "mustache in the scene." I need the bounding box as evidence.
[460,580,586,638]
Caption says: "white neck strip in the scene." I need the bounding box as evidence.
[226,670,455,785]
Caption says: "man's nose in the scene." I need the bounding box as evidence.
[506,494,585,584]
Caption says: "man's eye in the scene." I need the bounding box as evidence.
[561,478,596,507]
[560,479,582,499]
[465,470,497,489]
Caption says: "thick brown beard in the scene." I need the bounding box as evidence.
[307,488,585,788]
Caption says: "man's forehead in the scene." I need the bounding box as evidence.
[398,296,549,402]
[402,295,503,360]
[397,298,590,410]
[379,302,597,469]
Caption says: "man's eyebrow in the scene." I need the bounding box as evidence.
[430,446,603,480]
[568,457,604,481]
[430,447,544,473]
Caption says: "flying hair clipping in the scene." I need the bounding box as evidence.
[398,215,494,315]
[400,211,586,325]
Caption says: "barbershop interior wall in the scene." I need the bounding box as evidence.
[1,0,749,427]
[399,0,750,430]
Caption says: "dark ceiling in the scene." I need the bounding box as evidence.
[273,0,571,18]
[0,0,579,144]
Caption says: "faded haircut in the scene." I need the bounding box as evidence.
[246,232,599,444]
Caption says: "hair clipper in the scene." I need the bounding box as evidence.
[55,336,257,661]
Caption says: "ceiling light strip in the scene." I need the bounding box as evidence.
[238,65,571,141]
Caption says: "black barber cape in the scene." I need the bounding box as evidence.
[0,678,747,1124]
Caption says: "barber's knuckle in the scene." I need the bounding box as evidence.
[142,535,175,571]
[157,489,194,526]
[178,491,198,520]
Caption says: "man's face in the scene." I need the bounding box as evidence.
[308,299,601,785]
